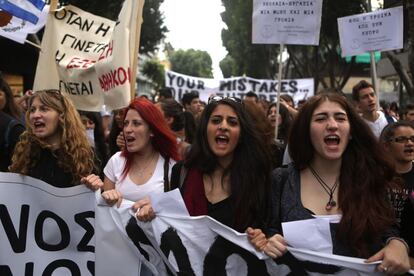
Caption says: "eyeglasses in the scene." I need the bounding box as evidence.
[389,136,414,144]
[208,95,243,105]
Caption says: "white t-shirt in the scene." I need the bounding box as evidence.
[363,111,389,139]
[104,152,176,202]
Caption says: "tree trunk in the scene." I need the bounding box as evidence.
[384,51,414,97]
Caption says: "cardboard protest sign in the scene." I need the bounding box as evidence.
[338,6,403,57]
[252,0,323,45]
[0,173,95,275]
[165,70,314,105]
[33,0,144,112]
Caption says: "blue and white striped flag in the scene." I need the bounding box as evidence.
[0,0,48,43]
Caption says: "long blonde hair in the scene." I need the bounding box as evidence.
[10,90,95,184]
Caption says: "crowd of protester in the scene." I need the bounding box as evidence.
[1,74,413,274]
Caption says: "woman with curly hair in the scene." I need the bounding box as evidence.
[10,89,102,189]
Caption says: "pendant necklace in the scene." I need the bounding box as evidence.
[309,166,339,211]
[136,152,157,178]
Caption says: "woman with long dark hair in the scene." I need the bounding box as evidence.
[171,96,272,233]
[251,93,410,274]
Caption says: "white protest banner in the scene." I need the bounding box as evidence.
[0,0,49,44]
[252,0,323,45]
[33,0,144,112]
[94,194,173,276]
[95,190,380,275]
[165,70,314,105]
[338,6,403,57]
[0,172,95,275]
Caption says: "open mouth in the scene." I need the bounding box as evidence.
[125,136,136,143]
[216,135,229,145]
[324,135,340,145]
[33,122,45,130]
[404,148,414,154]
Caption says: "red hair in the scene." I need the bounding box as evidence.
[121,98,180,179]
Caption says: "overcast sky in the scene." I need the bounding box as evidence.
[160,0,228,79]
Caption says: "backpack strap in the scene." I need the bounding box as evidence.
[170,161,188,191]
[163,157,170,192]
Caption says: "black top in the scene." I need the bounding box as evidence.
[28,148,74,188]
[398,166,414,257]
[0,111,24,172]
[270,163,399,256]
[207,197,233,228]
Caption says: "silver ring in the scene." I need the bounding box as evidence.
[383,266,388,272]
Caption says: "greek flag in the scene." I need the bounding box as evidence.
[0,0,48,43]
[0,0,45,24]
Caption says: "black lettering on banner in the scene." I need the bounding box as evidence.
[125,217,152,260]
[74,211,94,252]
[258,82,269,93]
[237,78,247,91]
[187,79,196,89]
[95,23,111,37]
[26,262,34,276]
[125,218,175,276]
[177,77,185,87]
[87,261,94,275]
[197,80,205,89]
[159,227,195,276]
[34,211,70,251]
[42,259,81,276]
[269,82,278,92]
[167,72,176,86]
[203,236,269,276]
[289,80,298,93]
[0,265,13,276]
[219,80,232,91]
[55,50,66,64]
[247,80,260,91]
[280,81,288,93]
[0,204,29,253]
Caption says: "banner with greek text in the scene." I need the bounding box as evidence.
[33,0,144,112]
[0,174,385,275]
[0,173,95,275]
[338,6,403,57]
[252,0,323,45]
[95,190,381,276]
[165,70,314,105]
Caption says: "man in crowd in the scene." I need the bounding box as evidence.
[403,104,414,122]
[380,122,414,268]
[243,91,259,104]
[181,91,201,118]
[352,80,388,138]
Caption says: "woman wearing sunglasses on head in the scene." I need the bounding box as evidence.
[9,90,103,190]
[169,95,272,240]
[249,93,410,275]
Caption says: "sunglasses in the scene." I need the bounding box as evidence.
[208,95,243,105]
[389,136,414,144]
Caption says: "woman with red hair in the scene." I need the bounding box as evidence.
[102,98,180,219]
